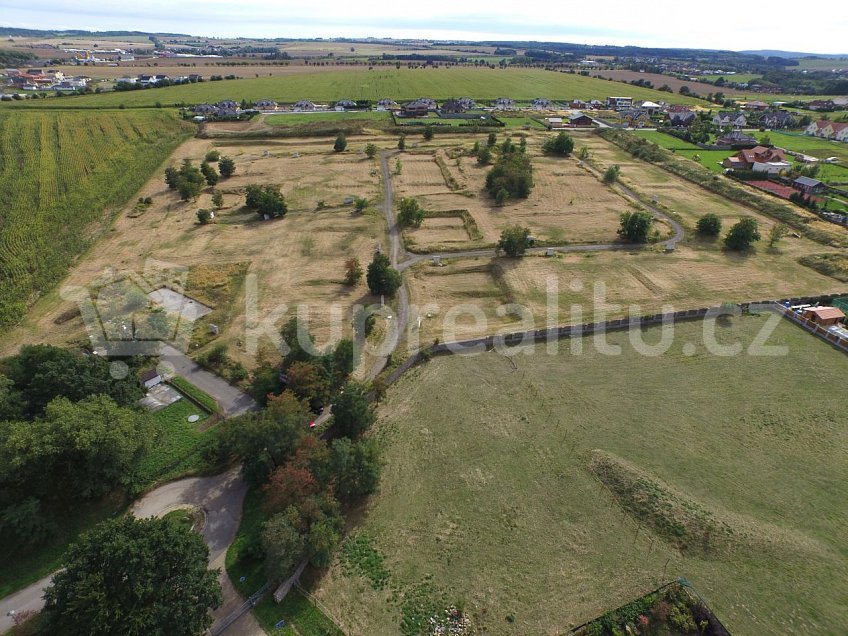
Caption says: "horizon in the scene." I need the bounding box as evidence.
[3,0,848,56]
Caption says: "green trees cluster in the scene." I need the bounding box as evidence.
[724,216,761,250]
[542,131,575,156]
[397,197,425,228]
[40,516,221,636]
[497,225,531,257]
[0,345,150,549]
[618,210,654,242]
[366,252,402,296]
[696,213,722,237]
[165,158,206,201]
[245,184,288,218]
[485,141,534,204]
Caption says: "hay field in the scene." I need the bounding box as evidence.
[0,135,391,368]
[313,315,848,635]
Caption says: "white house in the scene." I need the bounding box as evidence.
[545,117,564,128]
[607,96,633,111]
[752,160,792,175]
[140,369,162,390]
[713,112,747,128]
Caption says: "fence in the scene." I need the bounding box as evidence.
[381,292,848,389]
[208,581,271,636]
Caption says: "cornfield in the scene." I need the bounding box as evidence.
[0,109,192,328]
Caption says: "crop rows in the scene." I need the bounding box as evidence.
[0,110,192,328]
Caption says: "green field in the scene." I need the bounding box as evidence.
[315,315,848,635]
[2,68,707,109]
[0,109,192,329]
[633,130,730,172]
[761,130,848,163]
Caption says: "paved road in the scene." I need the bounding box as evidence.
[159,344,259,416]
[0,573,54,633]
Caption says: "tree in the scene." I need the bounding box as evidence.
[724,216,761,250]
[261,507,306,582]
[218,156,236,177]
[333,133,347,152]
[397,197,425,228]
[286,361,331,412]
[200,161,219,186]
[542,131,575,156]
[211,190,224,209]
[768,222,788,248]
[331,438,381,501]
[244,184,287,218]
[344,257,363,285]
[331,339,356,384]
[603,165,621,184]
[366,252,402,296]
[477,146,492,165]
[263,465,320,514]
[354,197,368,213]
[397,134,406,151]
[164,166,179,189]
[167,159,206,201]
[394,158,402,175]
[40,516,221,636]
[487,132,497,147]
[196,209,213,224]
[618,210,654,243]
[497,225,531,257]
[205,150,220,162]
[423,125,434,141]
[365,143,378,159]
[485,152,534,200]
[696,213,722,237]
[332,381,374,439]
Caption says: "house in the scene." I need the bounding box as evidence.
[713,111,747,128]
[715,130,758,148]
[758,110,795,129]
[636,100,662,115]
[806,99,836,111]
[545,117,564,129]
[794,176,824,194]
[440,98,469,114]
[743,100,769,111]
[140,369,163,390]
[493,97,515,109]
[589,99,605,109]
[722,146,789,173]
[254,99,278,109]
[292,99,316,111]
[401,99,431,117]
[334,99,357,111]
[216,100,239,110]
[668,111,696,127]
[376,98,399,110]
[115,76,138,85]
[619,109,651,128]
[607,96,633,111]
[532,97,551,109]
[193,103,218,114]
[802,306,845,326]
[570,99,588,109]
[568,112,594,127]
[807,120,848,142]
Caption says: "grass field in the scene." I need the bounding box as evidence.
[633,130,730,173]
[0,109,192,330]
[266,111,391,127]
[2,68,707,109]
[314,315,848,635]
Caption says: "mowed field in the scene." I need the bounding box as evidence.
[0,109,192,328]
[3,68,707,108]
[314,315,848,635]
[396,135,627,253]
[0,134,391,368]
[592,70,754,97]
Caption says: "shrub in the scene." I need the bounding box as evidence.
[618,210,653,242]
[334,133,347,152]
[497,225,531,256]
[205,150,220,162]
[485,152,533,200]
[218,156,235,177]
[542,131,575,156]
[724,216,761,250]
[397,197,425,227]
[696,213,722,236]
[603,165,621,184]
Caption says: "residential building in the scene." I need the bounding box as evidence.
[794,176,825,194]
[715,130,758,148]
[758,110,795,129]
[722,146,789,173]
[545,117,564,129]
[334,99,357,111]
[254,99,278,109]
[668,111,696,127]
[441,98,470,113]
[619,109,651,128]
[807,100,836,111]
[376,98,399,110]
[532,97,551,109]
[743,100,769,111]
[607,96,633,111]
[401,99,431,117]
[636,100,662,115]
[806,120,848,142]
[713,111,747,128]
[568,112,595,127]
[292,99,316,111]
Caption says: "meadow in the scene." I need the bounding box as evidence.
[314,315,848,635]
[633,130,730,173]
[3,68,707,109]
[0,109,192,330]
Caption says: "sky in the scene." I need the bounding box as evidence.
[3,0,848,55]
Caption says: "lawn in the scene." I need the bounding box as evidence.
[632,130,730,173]
[313,315,848,635]
[498,116,547,129]
[265,111,390,127]
[2,68,707,109]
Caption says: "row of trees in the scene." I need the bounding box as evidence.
[165,156,235,201]
[697,213,764,250]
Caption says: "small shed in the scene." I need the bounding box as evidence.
[803,306,845,327]
[140,369,163,390]
[794,176,824,195]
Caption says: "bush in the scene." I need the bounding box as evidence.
[724,216,761,250]
[696,213,722,236]
[485,151,534,200]
[603,165,621,184]
[423,125,434,141]
[542,131,575,156]
[397,197,425,227]
[366,252,402,296]
[205,150,220,162]
[196,209,214,224]
[618,210,653,242]
[333,133,347,152]
[497,225,531,256]
[245,184,287,218]
[218,156,235,177]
